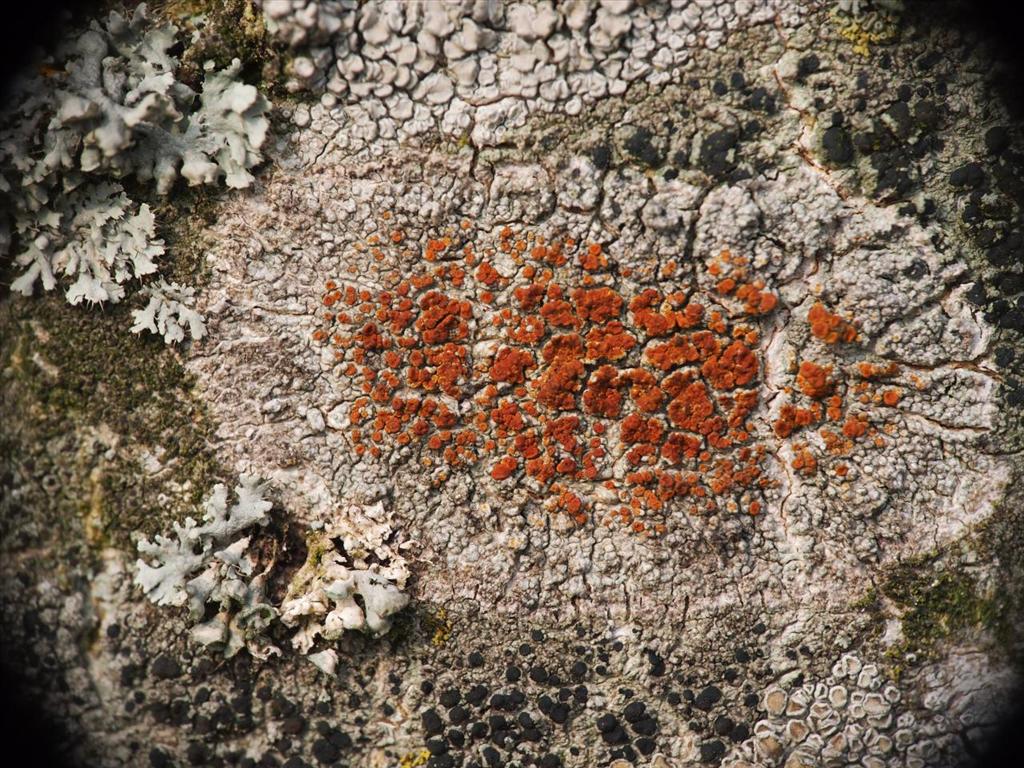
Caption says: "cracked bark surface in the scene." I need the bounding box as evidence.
[2,2,1024,768]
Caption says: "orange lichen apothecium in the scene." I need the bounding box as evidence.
[808,301,858,344]
[313,227,898,534]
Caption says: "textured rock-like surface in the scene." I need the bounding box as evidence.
[2,2,1023,768]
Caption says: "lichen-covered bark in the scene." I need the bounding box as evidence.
[2,2,1023,768]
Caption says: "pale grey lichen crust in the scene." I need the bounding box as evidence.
[135,473,410,663]
[131,278,208,344]
[1,2,1022,768]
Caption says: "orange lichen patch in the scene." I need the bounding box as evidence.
[645,335,703,371]
[629,290,676,337]
[881,388,902,407]
[529,240,568,267]
[706,453,763,497]
[491,456,519,480]
[490,347,536,384]
[416,292,472,344]
[675,302,705,329]
[540,299,577,327]
[820,428,852,455]
[580,243,608,272]
[735,282,778,315]
[702,340,758,390]
[552,490,588,525]
[424,344,469,396]
[723,389,759,431]
[842,415,869,439]
[666,381,720,436]
[620,413,665,445]
[796,360,833,399]
[490,400,525,433]
[355,323,388,350]
[424,237,452,261]
[909,373,929,391]
[508,314,545,345]
[513,430,541,459]
[585,322,637,361]
[616,368,663,413]
[514,283,546,311]
[534,334,586,410]
[573,286,623,324]
[791,445,818,477]
[716,277,737,295]
[857,361,900,379]
[583,365,623,418]
[808,302,857,344]
[706,310,728,335]
[544,415,582,455]
[661,432,702,464]
[311,224,802,529]
[826,394,843,421]
[773,403,820,438]
[475,261,504,287]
